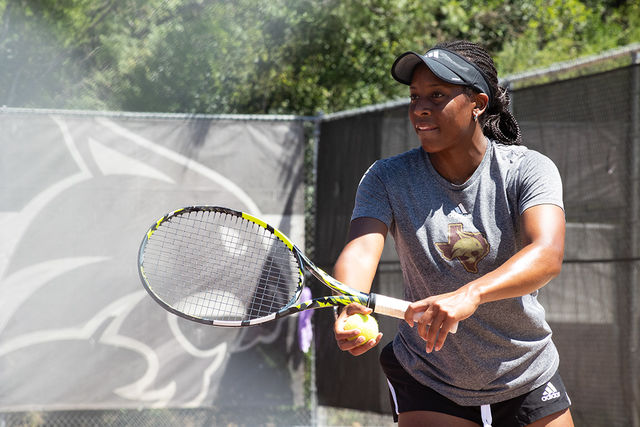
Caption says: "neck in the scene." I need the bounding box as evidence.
[429,133,488,184]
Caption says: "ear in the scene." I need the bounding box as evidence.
[474,93,489,116]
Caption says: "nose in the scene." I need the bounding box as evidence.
[411,99,432,116]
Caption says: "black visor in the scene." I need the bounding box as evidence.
[391,48,492,106]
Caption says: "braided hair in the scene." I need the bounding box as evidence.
[435,40,522,145]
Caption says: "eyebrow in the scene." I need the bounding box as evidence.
[409,83,449,90]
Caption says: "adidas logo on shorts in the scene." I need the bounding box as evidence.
[541,382,561,401]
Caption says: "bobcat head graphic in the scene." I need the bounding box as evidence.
[0,114,303,410]
[435,223,489,273]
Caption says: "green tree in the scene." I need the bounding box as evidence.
[1,0,639,114]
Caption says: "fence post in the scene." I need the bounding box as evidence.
[628,49,640,427]
[309,111,323,427]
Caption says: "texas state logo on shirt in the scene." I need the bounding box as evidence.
[435,223,490,273]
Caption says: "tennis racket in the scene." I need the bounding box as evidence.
[138,205,457,332]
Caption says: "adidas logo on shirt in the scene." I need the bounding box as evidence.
[454,203,469,215]
[541,382,561,401]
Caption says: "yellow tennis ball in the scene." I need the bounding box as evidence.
[344,313,379,344]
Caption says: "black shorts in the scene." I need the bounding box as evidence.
[380,342,571,426]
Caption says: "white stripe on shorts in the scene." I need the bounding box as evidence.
[481,404,492,427]
[386,379,399,417]
[386,376,494,426]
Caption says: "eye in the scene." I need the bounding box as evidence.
[410,90,446,103]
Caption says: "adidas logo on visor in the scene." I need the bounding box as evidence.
[426,50,462,81]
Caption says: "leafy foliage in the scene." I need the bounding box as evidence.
[1,0,638,114]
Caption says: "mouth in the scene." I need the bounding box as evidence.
[414,123,437,132]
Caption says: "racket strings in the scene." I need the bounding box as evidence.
[142,209,301,322]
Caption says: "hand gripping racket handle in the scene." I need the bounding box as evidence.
[371,294,459,334]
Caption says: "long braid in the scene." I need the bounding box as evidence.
[435,40,522,145]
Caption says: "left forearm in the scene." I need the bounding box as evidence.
[464,241,564,305]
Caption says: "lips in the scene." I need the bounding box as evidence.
[414,123,437,132]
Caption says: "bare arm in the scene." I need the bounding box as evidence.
[407,204,566,352]
[332,217,388,356]
[333,217,388,293]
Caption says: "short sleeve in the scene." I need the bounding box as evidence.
[351,161,394,227]
[518,150,564,214]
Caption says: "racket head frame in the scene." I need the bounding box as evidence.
[137,206,370,327]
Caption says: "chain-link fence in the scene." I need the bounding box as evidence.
[1,44,638,427]
[313,45,640,427]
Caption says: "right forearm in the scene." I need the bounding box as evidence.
[332,218,387,293]
[332,218,388,356]
[333,245,379,293]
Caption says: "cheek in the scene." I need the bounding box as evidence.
[445,103,474,129]
[456,98,475,120]
[408,105,419,121]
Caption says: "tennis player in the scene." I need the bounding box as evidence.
[332,40,574,427]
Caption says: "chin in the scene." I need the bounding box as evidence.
[419,139,447,154]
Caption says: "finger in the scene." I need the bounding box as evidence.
[417,314,432,343]
[405,302,429,327]
[404,305,416,327]
[335,327,362,341]
[337,335,366,351]
[415,307,434,338]
[433,319,458,351]
[425,311,447,353]
[345,303,372,316]
[406,309,427,327]
[348,333,381,356]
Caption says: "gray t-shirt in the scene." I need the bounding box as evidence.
[352,139,564,405]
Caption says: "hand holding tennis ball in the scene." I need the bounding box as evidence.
[344,313,379,345]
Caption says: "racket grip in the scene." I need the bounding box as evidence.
[371,294,459,334]
[371,293,410,319]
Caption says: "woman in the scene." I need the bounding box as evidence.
[332,40,574,427]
